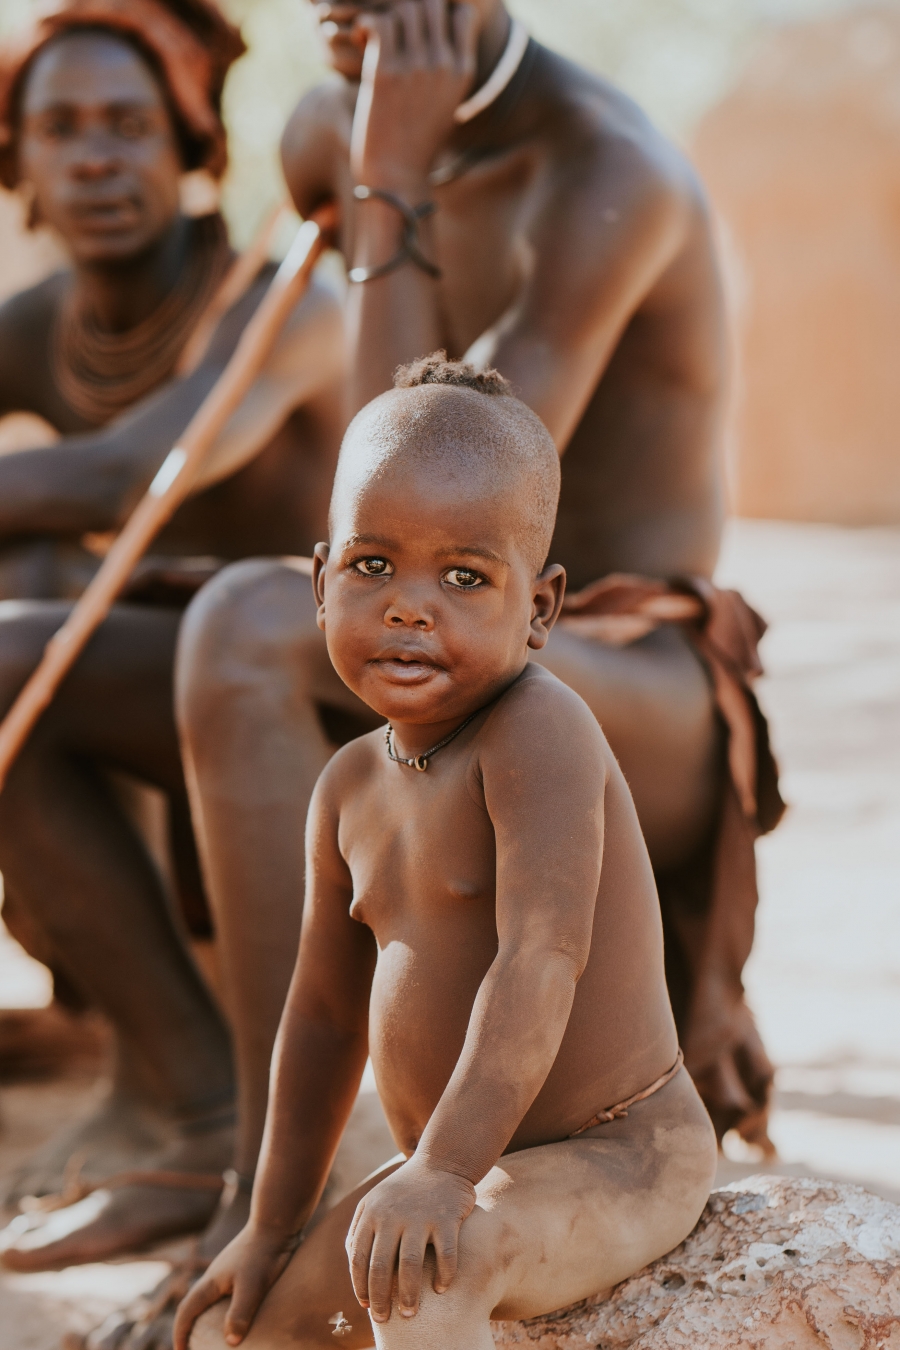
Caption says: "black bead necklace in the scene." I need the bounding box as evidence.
[384,708,482,772]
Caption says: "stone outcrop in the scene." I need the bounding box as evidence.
[492,1176,900,1348]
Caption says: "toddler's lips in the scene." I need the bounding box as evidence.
[373,655,441,684]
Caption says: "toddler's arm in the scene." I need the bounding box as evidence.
[175,766,376,1349]
[346,677,609,1322]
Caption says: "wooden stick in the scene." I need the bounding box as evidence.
[175,202,293,377]
[0,203,337,792]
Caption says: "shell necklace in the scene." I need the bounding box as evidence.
[453,19,530,124]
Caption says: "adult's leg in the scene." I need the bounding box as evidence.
[533,626,775,1143]
[0,601,234,1267]
[532,625,721,873]
[175,560,382,1255]
[189,1069,716,1350]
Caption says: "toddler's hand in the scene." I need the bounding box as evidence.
[346,1159,476,1323]
[173,1223,297,1350]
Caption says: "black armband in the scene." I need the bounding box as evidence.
[348,185,441,283]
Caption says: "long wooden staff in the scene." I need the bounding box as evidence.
[175,203,292,377]
[0,202,337,792]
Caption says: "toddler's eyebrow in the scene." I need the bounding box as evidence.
[435,546,509,567]
[343,533,395,549]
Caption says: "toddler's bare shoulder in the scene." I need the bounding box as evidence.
[481,667,611,769]
[313,728,384,810]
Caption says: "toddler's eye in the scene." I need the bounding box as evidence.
[444,568,483,589]
[353,557,392,576]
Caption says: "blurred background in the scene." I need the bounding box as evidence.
[0,1,898,1341]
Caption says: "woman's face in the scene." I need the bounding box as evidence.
[18,30,184,265]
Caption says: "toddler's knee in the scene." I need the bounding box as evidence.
[176,560,318,734]
[448,1210,512,1304]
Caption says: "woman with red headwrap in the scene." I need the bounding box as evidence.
[0,0,351,1303]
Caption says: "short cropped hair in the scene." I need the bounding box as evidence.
[332,353,561,574]
[394,352,513,397]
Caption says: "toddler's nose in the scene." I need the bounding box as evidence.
[384,598,433,629]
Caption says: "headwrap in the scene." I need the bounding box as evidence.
[0,0,245,189]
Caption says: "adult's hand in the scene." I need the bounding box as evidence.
[351,0,477,191]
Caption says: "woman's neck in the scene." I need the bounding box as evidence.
[72,214,192,332]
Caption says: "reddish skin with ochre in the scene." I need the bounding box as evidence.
[0,28,342,1271]
[282,0,727,861]
[174,384,717,1350]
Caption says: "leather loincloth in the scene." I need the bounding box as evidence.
[559,574,785,1151]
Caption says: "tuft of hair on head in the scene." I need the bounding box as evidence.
[333,352,561,575]
[394,351,512,397]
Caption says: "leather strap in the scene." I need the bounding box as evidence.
[569,1050,684,1136]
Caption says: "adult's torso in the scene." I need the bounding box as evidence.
[0,269,340,561]
[322,44,726,587]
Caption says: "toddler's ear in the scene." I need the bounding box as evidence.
[528,563,566,650]
[312,543,330,631]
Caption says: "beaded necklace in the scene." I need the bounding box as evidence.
[384,707,483,772]
[52,213,231,425]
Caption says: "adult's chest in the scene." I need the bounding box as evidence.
[337,142,540,356]
[339,762,498,940]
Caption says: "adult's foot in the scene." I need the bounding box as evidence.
[0,1119,234,1271]
[1,1088,171,1211]
[0,1004,109,1083]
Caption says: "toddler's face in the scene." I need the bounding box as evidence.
[315,460,547,727]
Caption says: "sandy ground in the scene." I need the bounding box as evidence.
[0,518,898,1347]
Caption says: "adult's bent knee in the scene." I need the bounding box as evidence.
[175,559,320,742]
[0,601,73,715]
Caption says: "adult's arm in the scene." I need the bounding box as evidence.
[329,5,694,446]
[0,274,344,540]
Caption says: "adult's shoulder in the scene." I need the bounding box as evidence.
[527,45,707,222]
[280,77,352,217]
[0,270,68,413]
[0,270,67,343]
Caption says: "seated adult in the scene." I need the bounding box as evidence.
[176,0,782,1203]
[1,0,784,1322]
[0,0,343,1258]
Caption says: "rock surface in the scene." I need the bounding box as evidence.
[492,1176,900,1348]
